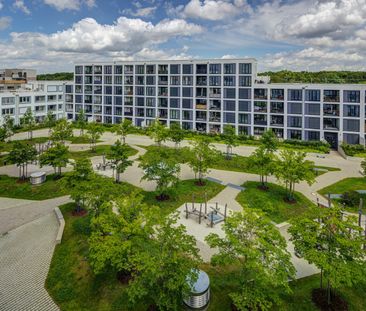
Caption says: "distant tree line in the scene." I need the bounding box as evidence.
[37,72,74,81]
[258,70,366,84]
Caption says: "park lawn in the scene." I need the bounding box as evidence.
[0,174,68,200]
[69,145,138,161]
[143,179,225,214]
[0,137,50,152]
[68,135,102,144]
[236,182,315,223]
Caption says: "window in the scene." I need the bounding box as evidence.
[170,64,180,74]
[305,117,320,129]
[85,66,93,74]
[239,101,251,112]
[146,98,155,107]
[136,65,144,74]
[224,101,235,111]
[288,89,303,101]
[19,96,31,103]
[182,87,193,97]
[75,66,83,74]
[146,65,155,74]
[136,86,144,96]
[125,76,133,85]
[270,102,284,113]
[105,86,112,95]
[136,97,144,106]
[65,85,73,93]
[170,76,180,85]
[223,76,235,86]
[305,89,320,101]
[170,87,180,97]
[224,63,236,74]
[288,102,302,114]
[209,64,221,74]
[344,90,360,103]
[170,109,180,119]
[323,90,340,102]
[343,119,360,132]
[158,65,168,74]
[271,89,284,100]
[254,101,267,113]
[104,96,112,105]
[224,88,235,99]
[104,76,112,84]
[182,99,193,109]
[84,76,92,84]
[196,64,207,74]
[182,64,193,74]
[115,65,123,74]
[146,87,155,96]
[288,116,302,128]
[305,103,320,115]
[239,76,251,87]
[344,105,360,117]
[182,76,193,86]
[146,76,155,85]
[75,76,83,84]
[136,76,144,85]
[170,98,180,108]
[239,88,251,99]
[94,66,102,74]
[104,65,112,74]
[224,112,235,124]
[239,63,252,74]
[209,76,221,86]
[115,96,122,106]
[125,65,133,74]
[94,76,102,84]
[254,88,267,100]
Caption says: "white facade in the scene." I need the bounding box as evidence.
[0,81,69,126]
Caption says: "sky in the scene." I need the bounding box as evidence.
[0,0,365,73]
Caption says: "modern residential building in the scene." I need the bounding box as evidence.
[0,69,37,92]
[0,81,70,126]
[52,58,366,147]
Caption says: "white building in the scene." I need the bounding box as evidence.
[0,81,70,126]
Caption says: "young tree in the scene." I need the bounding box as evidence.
[223,124,238,159]
[248,146,276,189]
[274,150,315,202]
[43,111,56,135]
[7,141,37,180]
[114,118,132,144]
[87,122,104,151]
[76,109,87,136]
[106,140,133,183]
[0,115,14,141]
[168,122,185,148]
[188,137,217,185]
[62,158,95,212]
[289,205,366,306]
[51,118,73,144]
[148,119,169,146]
[139,148,180,200]
[260,129,278,153]
[22,108,36,140]
[206,209,295,310]
[127,213,201,310]
[39,143,69,177]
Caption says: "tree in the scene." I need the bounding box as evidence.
[7,141,37,180]
[260,129,278,153]
[76,109,87,136]
[274,150,315,202]
[106,140,133,183]
[51,118,73,144]
[206,209,295,310]
[1,115,14,141]
[127,213,201,310]
[139,148,180,200]
[148,119,169,146]
[114,118,132,144]
[39,143,69,177]
[187,137,217,185]
[289,205,366,306]
[22,108,36,140]
[223,124,238,159]
[248,146,276,189]
[87,122,104,151]
[43,111,56,135]
[168,122,185,147]
[62,158,95,212]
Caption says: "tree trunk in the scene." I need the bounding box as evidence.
[320,269,323,289]
[327,280,331,306]
[122,136,125,144]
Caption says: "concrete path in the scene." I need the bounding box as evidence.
[0,212,59,311]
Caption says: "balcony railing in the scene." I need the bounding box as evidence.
[209,93,221,98]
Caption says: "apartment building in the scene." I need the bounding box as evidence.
[69,59,366,147]
[0,69,37,92]
[0,81,70,126]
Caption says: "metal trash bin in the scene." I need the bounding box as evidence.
[30,172,46,185]
[183,270,210,309]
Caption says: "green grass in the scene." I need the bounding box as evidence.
[68,136,101,144]
[236,181,315,223]
[69,145,138,161]
[0,137,50,152]
[143,179,225,214]
[0,174,68,200]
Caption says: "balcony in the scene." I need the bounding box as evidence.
[323,118,339,130]
[196,104,207,110]
[323,94,340,103]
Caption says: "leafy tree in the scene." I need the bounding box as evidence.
[87,122,104,151]
[76,109,87,136]
[139,148,180,200]
[206,209,295,310]
[127,213,201,310]
[106,140,133,183]
[223,124,238,159]
[0,115,14,142]
[114,118,132,144]
[43,111,56,135]
[260,129,278,153]
[168,122,185,147]
[7,141,37,180]
[188,137,217,185]
[274,150,315,202]
[249,146,276,189]
[148,119,169,146]
[37,72,73,81]
[62,158,95,212]
[51,118,73,144]
[39,143,69,177]
[21,108,36,140]
[289,205,366,306]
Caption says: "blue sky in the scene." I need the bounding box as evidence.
[0,0,365,73]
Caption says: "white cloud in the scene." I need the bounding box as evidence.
[180,0,251,21]
[43,0,96,11]
[122,6,157,17]
[0,1,3,10]
[13,0,31,15]
[0,16,11,30]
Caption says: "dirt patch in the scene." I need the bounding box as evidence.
[72,209,88,217]
[312,288,349,311]
[116,270,133,285]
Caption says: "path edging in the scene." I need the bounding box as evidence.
[54,207,65,245]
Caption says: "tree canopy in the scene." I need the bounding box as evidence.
[51,118,73,144]
[148,119,169,146]
[106,140,133,183]
[39,143,69,176]
[37,72,73,81]
[7,141,37,179]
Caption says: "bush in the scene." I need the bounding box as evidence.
[72,215,91,235]
[283,139,330,153]
[341,191,361,207]
[341,143,365,156]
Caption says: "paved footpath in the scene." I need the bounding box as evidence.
[0,212,59,311]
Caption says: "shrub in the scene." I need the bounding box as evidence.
[341,143,365,156]
[341,191,361,207]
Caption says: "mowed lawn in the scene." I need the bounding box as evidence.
[236,181,315,223]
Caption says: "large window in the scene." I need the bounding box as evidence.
[305,89,320,102]
[323,90,340,102]
[209,64,221,74]
[209,76,221,86]
[224,63,236,74]
[288,89,303,101]
[239,63,252,74]
[344,90,360,103]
